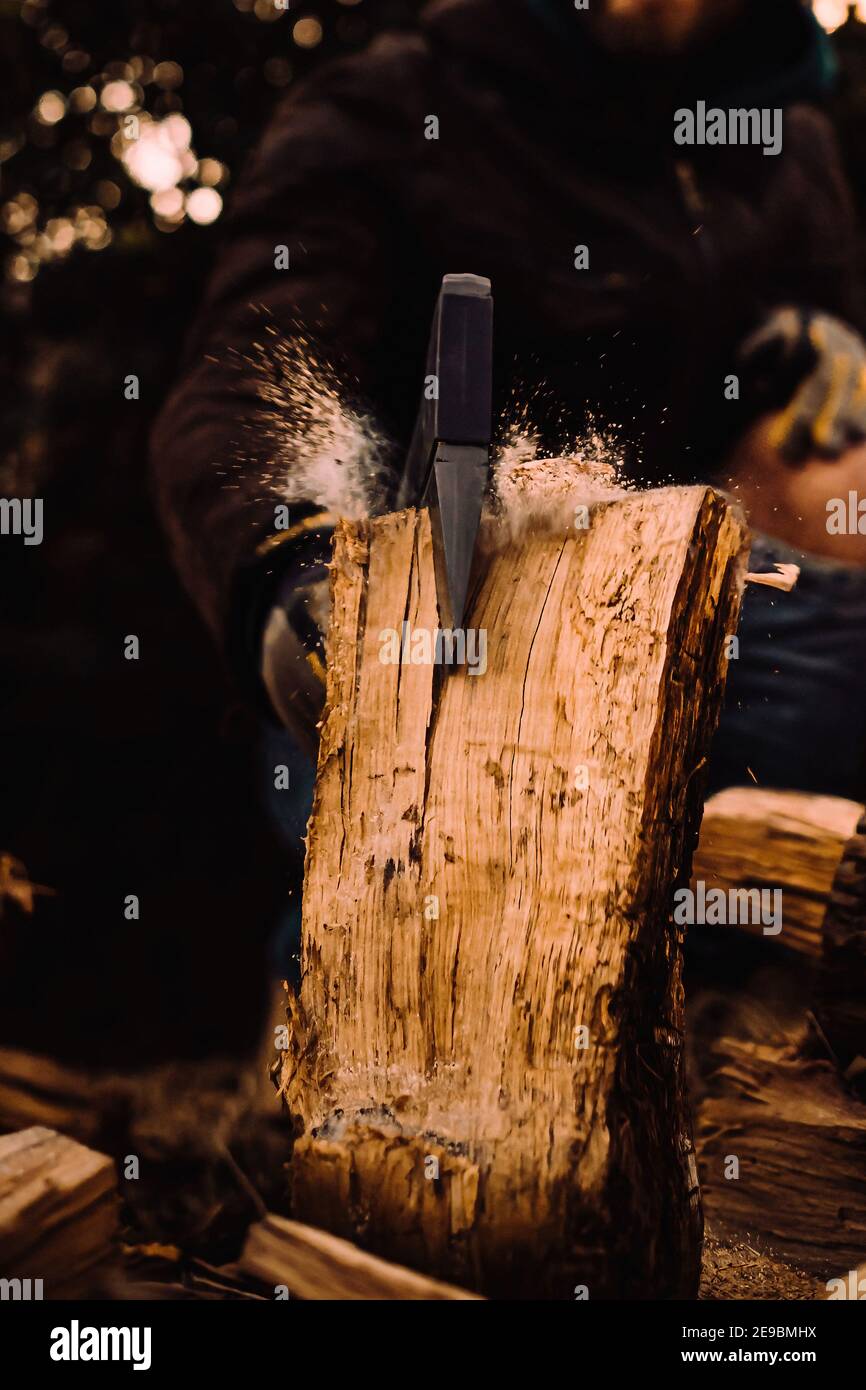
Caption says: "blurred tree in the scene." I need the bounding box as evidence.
[0,0,417,1067]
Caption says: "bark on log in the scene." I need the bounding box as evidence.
[692,788,862,961]
[0,1126,118,1295]
[240,1214,481,1300]
[278,486,747,1298]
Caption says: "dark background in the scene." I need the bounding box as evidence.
[1,0,865,1066]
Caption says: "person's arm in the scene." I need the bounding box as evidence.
[149,40,426,729]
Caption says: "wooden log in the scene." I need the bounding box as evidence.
[694,1030,866,1279]
[0,1048,106,1144]
[240,1214,481,1300]
[691,788,862,961]
[816,808,866,1071]
[688,791,866,1282]
[277,485,748,1298]
[0,1126,118,1296]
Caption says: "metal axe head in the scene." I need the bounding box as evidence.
[399,273,493,632]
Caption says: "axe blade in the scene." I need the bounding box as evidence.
[399,273,493,631]
[424,443,489,633]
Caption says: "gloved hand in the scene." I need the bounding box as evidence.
[258,520,333,753]
[737,307,866,462]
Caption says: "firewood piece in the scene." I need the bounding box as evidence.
[692,788,862,960]
[695,1034,866,1279]
[0,1126,118,1295]
[0,1047,104,1143]
[278,486,748,1298]
[240,1214,481,1300]
[816,810,866,1069]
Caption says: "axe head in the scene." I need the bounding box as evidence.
[398,273,493,631]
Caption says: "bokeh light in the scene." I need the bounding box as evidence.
[254,0,284,21]
[35,90,66,125]
[69,86,97,113]
[101,80,137,112]
[293,16,323,48]
[815,0,866,29]
[185,187,223,225]
[153,60,183,89]
[197,158,227,187]
[120,115,192,192]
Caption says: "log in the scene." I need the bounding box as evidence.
[278,484,748,1298]
[694,1029,866,1279]
[688,791,866,1281]
[0,1047,106,1144]
[0,1126,118,1296]
[816,808,866,1071]
[240,1214,481,1300]
[691,788,862,961]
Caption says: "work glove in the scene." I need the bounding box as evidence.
[737,307,866,462]
[258,516,333,754]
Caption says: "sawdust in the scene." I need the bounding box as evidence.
[237,325,642,544]
[238,319,395,520]
[486,424,633,544]
[700,1228,827,1301]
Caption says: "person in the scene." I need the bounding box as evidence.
[151,0,866,831]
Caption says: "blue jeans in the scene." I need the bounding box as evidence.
[260,724,316,982]
[708,533,866,800]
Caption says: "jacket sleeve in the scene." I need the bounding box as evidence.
[768,105,866,332]
[149,38,424,670]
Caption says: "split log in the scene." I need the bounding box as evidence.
[278,485,748,1298]
[694,1030,866,1279]
[816,808,866,1071]
[692,788,862,961]
[0,1126,118,1295]
[689,792,866,1281]
[240,1214,481,1300]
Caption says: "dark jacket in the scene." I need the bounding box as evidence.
[151,0,864,661]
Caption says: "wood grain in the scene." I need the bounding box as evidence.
[692,788,862,961]
[278,487,748,1297]
[0,1126,118,1295]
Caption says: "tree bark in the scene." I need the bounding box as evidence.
[278,485,747,1298]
